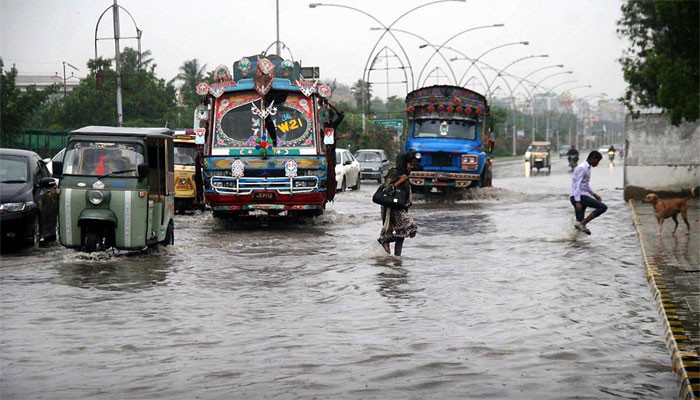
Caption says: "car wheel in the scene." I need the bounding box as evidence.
[26,215,41,249]
[340,177,346,192]
[353,173,361,190]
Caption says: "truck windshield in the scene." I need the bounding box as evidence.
[216,92,315,148]
[62,141,144,177]
[414,119,476,140]
[174,144,196,165]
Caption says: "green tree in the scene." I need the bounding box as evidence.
[37,48,179,130]
[174,58,207,109]
[617,0,699,124]
[350,79,372,113]
[0,58,59,146]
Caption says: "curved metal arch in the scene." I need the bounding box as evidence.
[362,0,460,90]
[366,45,410,94]
[422,66,452,87]
[383,28,458,87]
[457,41,527,87]
[416,23,504,87]
[94,4,142,60]
[262,41,296,61]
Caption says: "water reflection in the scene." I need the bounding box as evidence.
[374,258,413,301]
[417,213,491,237]
[56,259,168,291]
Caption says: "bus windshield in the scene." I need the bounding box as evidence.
[62,141,145,177]
[216,92,315,149]
[414,119,476,140]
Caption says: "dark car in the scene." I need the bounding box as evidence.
[0,148,59,248]
[354,149,390,183]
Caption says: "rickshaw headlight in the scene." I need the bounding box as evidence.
[88,190,104,205]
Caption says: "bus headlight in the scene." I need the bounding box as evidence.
[88,190,104,205]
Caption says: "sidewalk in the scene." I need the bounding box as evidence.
[630,198,699,400]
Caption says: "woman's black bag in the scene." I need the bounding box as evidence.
[372,184,407,209]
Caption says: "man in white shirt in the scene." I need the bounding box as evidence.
[570,151,607,235]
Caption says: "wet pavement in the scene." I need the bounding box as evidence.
[0,156,681,399]
[630,196,699,399]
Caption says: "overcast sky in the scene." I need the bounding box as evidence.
[1,0,627,101]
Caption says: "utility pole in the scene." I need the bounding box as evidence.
[276,0,281,56]
[112,0,123,126]
[59,61,79,99]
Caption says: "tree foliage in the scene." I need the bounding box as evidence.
[0,58,59,146]
[37,47,179,130]
[617,0,699,124]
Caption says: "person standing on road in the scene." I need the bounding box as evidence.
[378,152,418,256]
[570,150,607,235]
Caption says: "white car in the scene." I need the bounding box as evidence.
[335,149,361,192]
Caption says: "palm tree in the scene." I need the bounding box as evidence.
[174,59,207,108]
[351,79,372,113]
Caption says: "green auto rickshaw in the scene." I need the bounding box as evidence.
[53,126,175,252]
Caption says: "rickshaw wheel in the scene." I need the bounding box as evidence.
[84,230,101,253]
[163,221,174,246]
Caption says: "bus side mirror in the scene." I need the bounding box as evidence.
[137,163,149,179]
[52,161,63,178]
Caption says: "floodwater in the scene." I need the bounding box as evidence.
[0,157,678,399]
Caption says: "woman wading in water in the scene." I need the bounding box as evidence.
[378,152,419,256]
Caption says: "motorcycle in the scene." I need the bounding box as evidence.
[608,150,615,163]
[568,155,579,171]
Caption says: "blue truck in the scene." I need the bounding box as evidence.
[404,85,492,191]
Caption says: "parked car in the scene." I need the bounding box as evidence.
[335,149,361,192]
[559,145,571,158]
[0,148,59,248]
[354,149,390,183]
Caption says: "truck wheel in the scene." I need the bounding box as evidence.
[478,170,487,188]
[162,221,174,246]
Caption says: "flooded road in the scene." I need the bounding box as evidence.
[1,157,678,399]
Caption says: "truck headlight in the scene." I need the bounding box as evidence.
[88,190,104,205]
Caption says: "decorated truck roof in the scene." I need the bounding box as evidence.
[194,54,331,99]
[405,85,488,121]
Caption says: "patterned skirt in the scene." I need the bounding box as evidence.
[378,207,418,244]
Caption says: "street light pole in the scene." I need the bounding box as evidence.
[524,70,573,142]
[457,41,529,87]
[60,62,79,99]
[276,0,281,56]
[112,0,123,126]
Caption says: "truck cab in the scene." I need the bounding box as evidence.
[404,85,492,191]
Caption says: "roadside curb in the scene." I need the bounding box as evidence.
[630,200,699,400]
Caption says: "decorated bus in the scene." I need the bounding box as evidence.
[404,85,493,191]
[194,54,337,221]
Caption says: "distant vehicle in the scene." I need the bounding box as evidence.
[355,149,390,183]
[172,130,198,214]
[335,149,361,192]
[525,141,551,173]
[559,145,571,158]
[0,148,59,248]
[597,146,609,153]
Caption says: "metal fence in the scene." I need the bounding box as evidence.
[3,130,69,158]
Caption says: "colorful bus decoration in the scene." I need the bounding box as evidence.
[404,85,493,192]
[194,54,337,221]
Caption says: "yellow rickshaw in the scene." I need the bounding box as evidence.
[525,141,551,173]
[172,130,198,214]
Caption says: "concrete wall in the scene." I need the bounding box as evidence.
[623,113,700,200]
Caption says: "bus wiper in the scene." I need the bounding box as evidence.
[97,169,136,180]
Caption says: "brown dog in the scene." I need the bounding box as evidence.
[642,188,696,235]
